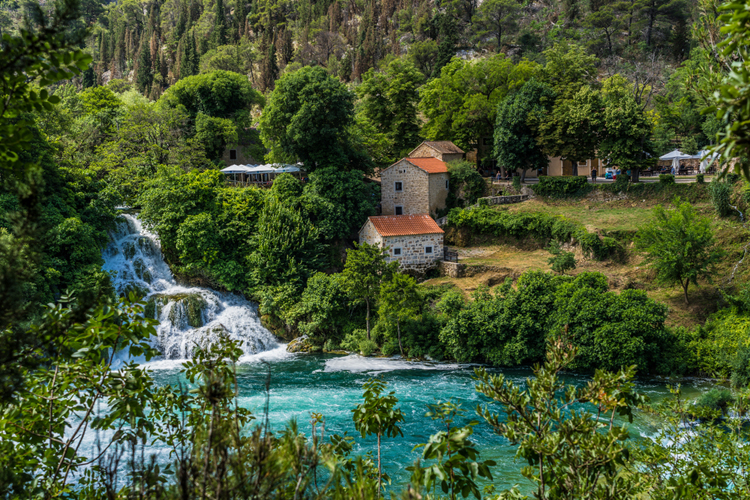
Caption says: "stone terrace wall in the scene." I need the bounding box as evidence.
[477,194,530,205]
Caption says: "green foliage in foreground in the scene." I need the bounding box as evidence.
[4,294,750,499]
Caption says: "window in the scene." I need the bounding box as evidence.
[393,247,402,256]
[229,149,237,160]
[425,246,433,254]
[446,180,449,190]
[395,181,403,192]
[578,160,587,167]
[395,206,403,215]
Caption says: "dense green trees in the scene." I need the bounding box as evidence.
[494,79,555,179]
[419,54,539,153]
[440,271,672,373]
[260,66,369,171]
[356,59,424,162]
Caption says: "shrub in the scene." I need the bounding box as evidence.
[731,347,750,389]
[659,174,675,184]
[381,339,399,357]
[709,180,733,217]
[697,173,705,184]
[547,240,576,274]
[512,175,522,192]
[531,176,589,197]
[694,388,735,415]
[359,339,377,356]
[446,160,486,207]
[341,329,368,352]
[323,339,339,352]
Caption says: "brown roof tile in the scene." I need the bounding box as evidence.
[367,215,444,237]
[410,140,465,155]
[405,157,449,174]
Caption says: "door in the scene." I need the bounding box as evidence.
[562,160,574,176]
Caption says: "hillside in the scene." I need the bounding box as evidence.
[426,182,750,329]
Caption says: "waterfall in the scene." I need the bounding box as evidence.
[103,214,280,362]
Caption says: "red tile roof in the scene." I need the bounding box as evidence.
[405,157,449,174]
[367,215,444,237]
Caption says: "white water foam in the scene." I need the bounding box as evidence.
[103,214,280,364]
[322,354,463,374]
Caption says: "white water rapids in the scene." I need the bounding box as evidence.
[103,214,280,363]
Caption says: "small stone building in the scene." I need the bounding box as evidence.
[409,141,465,163]
[380,157,450,217]
[359,215,444,272]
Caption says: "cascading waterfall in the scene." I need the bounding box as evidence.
[103,214,280,361]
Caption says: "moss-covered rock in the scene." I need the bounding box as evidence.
[287,335,314,353]
[133,258,153,284]
[164,293,207,328]
[122,241,136,260]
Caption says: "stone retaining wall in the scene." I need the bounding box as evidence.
[477,194,530,205]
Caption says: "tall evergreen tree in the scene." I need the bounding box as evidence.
[212,0,227,47]
[432,13,458,78]
[262,39,278,91]
[179,31,198,79]
[135,37,153,94]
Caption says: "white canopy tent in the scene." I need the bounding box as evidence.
[221,163,305,185]
[697,150,719,174]
[659,149,694,161]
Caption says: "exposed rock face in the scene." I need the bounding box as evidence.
[287,335,314,353]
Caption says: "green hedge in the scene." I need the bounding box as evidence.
[531,176,590,197]
[447,207,625,261]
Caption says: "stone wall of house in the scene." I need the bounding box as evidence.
[428,172,450,216]
[382,233,443,272]
[380,160,430,215]
[222,144,260,166]
[358,220,383,247]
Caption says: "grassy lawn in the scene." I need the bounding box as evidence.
[426,193,747,329]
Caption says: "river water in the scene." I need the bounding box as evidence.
[98,215,716,492]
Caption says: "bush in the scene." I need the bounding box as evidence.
[731,347,750,389]
[323,339,339,352]
[709,180,733,217]
[446,160,486,207]
[512,175,521,192]
[531,176,589,197]
[694,388,735,415]
[359,339,377,356]
[659,174,675,184]
[697,173,705,184]
[547,240,576,274]
[341,329,368,352]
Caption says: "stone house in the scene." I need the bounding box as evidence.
[409,141,465,163]
[380,157,450,217]
[359,215,444,272]
[546,156,604,177]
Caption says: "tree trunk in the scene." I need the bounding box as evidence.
[683,280,690,305]
[366,298,371,340]
[377,432,382,497]
[632,168,640,183]
[520,169,526,183]
[573,163,579,176]
[397,320,404,356]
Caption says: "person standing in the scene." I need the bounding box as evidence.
[591,167,597,183]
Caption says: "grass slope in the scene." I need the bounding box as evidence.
[426,183,750,329]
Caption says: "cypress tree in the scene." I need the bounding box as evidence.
[432,13,458,78]
[135,37,153,94]
[262,39,278,91]
[233,0,246,40]
[212,0,227,47]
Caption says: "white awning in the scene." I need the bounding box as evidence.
[221,165,256,174]
[659,149,693,161]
